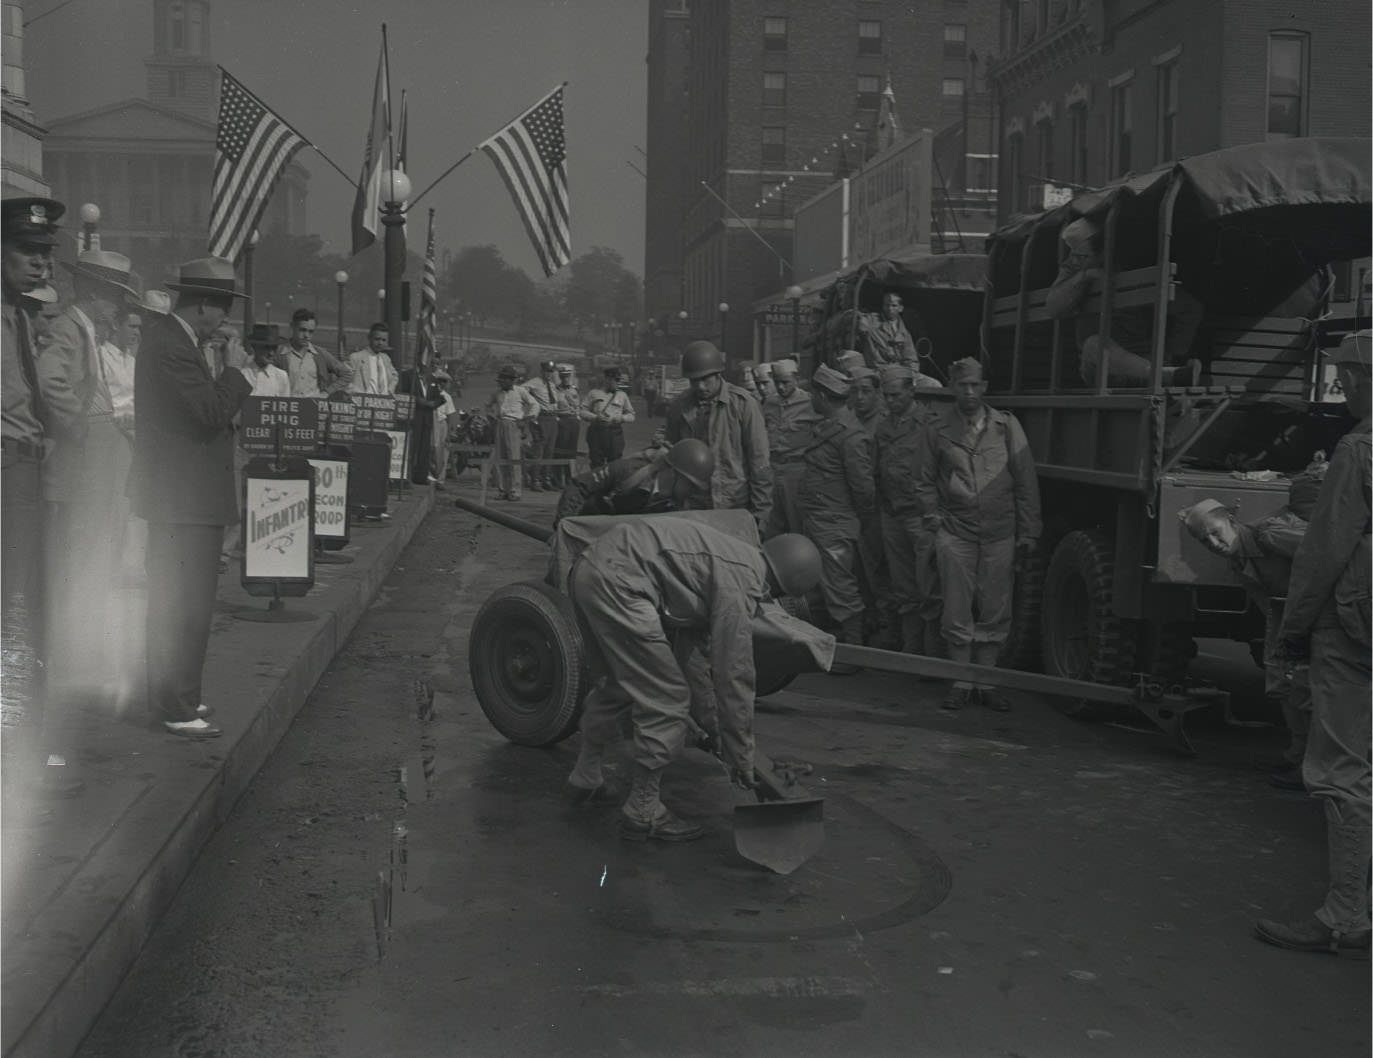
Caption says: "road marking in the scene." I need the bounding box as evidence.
[579,976,879,998]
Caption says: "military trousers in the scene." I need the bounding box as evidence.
[936,529,1014,649]
[804,515,864,625]
[765,463,806,538]
[1302,624,1372,934]
[881,509,940,621]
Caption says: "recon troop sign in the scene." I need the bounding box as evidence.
[240,397,319,454]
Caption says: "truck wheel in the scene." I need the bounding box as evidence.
[998,549,1044,672]
[469,581,586,746]
[1041,529,1134,720]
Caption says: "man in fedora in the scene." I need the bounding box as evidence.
[243,323,291,397]
[37,248,140,707]
[129,257,252,739]
[2,195,86,797]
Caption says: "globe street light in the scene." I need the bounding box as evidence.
[676,308,688,343]
[381,168,412,367]
[377,287,386,322]
[264,299,272,327]
[334,270,349,355]
[79,202,100,252]
[717,301,730,350]
[785,284,804,366]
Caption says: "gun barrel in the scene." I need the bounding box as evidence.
[452,495,554,544]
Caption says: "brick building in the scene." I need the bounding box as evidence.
[988,0,1372,223]
[40,0,307,286]
[644,0,1001,356]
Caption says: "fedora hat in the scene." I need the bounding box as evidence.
[247,323,281,349]
[63,249,139,299]
[142,289,171,315]
[166,256,248,299]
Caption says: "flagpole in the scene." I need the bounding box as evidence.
[406,151,472,211]
[382,23,394,175]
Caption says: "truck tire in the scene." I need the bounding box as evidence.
[998,550,1044,672]
[1041,529,1134,720]
[469,581,587,746]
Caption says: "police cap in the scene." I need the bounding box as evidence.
[2,197,65,247]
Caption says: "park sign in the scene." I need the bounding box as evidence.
[240,397,319,454]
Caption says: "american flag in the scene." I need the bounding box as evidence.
[209,70,307,262]
[416,209,438,371]
[478,85,570,278]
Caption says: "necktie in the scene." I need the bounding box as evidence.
[371,356,381,393]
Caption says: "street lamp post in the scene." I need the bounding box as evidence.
[334,270,349,355]
[785,284,803,368]
[79,202,100,252]
[717,301,730,350]
[264,300,272,327]
[242,228,259,333]
[376,288,386,323]
[677,309,688,344]
[381,169,412,369]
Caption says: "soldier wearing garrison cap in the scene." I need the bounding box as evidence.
[802,364,876,671]
[2,196,86,795]
[762,356,816,537]
[915,357,1041,712]
[130,256,252,740]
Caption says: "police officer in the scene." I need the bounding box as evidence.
[874,363,941,658]
[916,358,1040,711]
[522,359,561,491]
[1,196,85,795]
[552,362,580,488]
[554,438,714,524]
[762,357,817,537]
[1257,331,1372,955]
[565,520,822,841]
[581,366,635,468]
[666,340,772,531]
[801,364,875,671]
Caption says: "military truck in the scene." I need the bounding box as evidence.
[982,137,1369,711]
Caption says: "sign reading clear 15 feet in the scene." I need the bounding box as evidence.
[240,397,319,453]
[307,458,349,539]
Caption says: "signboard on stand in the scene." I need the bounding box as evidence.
[239,397,320,454]
[385,430,408,483]
[319,396,356,444]
[307,457,350,542]
[243,472,314,582]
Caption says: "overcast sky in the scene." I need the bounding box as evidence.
[25,0,648,277]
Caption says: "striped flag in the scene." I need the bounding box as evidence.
[416,209,438,371]
[209,69,307,262]
[478,84,570,278]
[350,38,390,256]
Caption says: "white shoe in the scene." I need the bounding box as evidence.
[164,718,222,739]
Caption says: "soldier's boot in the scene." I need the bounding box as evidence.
[1256,819,1372,955]
[618,764,704,843]
[567,737,606,790]
[828,616,865,676]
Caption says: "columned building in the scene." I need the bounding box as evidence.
[2,1,49,197]
[40,0,308,286]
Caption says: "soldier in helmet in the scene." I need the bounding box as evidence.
[554,439,715,525]
[666,340,773,532]
[565,520,822,842]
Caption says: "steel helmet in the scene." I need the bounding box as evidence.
[761,533,823,598]
[664,438,714,489]
[681,340,726,380]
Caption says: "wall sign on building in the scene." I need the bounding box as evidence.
[848,131,933,263]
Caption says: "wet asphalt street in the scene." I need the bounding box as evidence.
[73,389,1370,1058]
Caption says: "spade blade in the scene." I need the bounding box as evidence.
[732,796,825,875]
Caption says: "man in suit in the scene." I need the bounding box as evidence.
[347,322,399,394]
[128,257,252,739]
[37,250,140,703]
[398,361,447,486]
[277,307,353,396]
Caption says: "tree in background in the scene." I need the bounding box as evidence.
[563,246,643,340]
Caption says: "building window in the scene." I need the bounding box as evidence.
[761,126,786,166]
[760,180,785,216]
[1157,61,1179,161]
[1007,132,1025,213]
[763,71,786,108]
[858,20,883,55]
[1036,120,1055,182]
[1110,79,1133,176]
[187,2,204,53]
[857,75,881,111]
[169,2,185,51]
[1267,33,1307,140]
[1001,0,1021,54]
[942,78,965,97]
[763,16,787,51]
[1068,103,1088,186]
[169,70,186,97]
[944,23,967,57]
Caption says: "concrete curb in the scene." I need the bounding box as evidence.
[2,488,433,1058]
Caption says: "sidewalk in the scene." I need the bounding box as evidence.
[0,485,435,1058]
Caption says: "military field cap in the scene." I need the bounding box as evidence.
[878,363,913,385]
[771,358,799,378]
[142,289,171,314]
[166,256,248,299]
[948,357,985,382]
[21,283,59,305]
[834,349,866,374]
[848,366,879,384]
[2,197,65,247]
[812,363,851,397]
[753,361,773,377]
[1177,497,1233,535]
[246,323,281,349]
[1060,217,1099,251]
[63,249,139,299]
[1326,330,1372,369]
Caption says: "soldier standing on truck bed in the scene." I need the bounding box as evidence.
[916,358,1041,712]
[1256,331,1372,957]
[875,363,942,661]
[857,291,920,369]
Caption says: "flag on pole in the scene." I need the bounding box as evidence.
[208,69,307,262]
[350,36,390,256]
[478,84,570,278]
[416,208,438,371]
